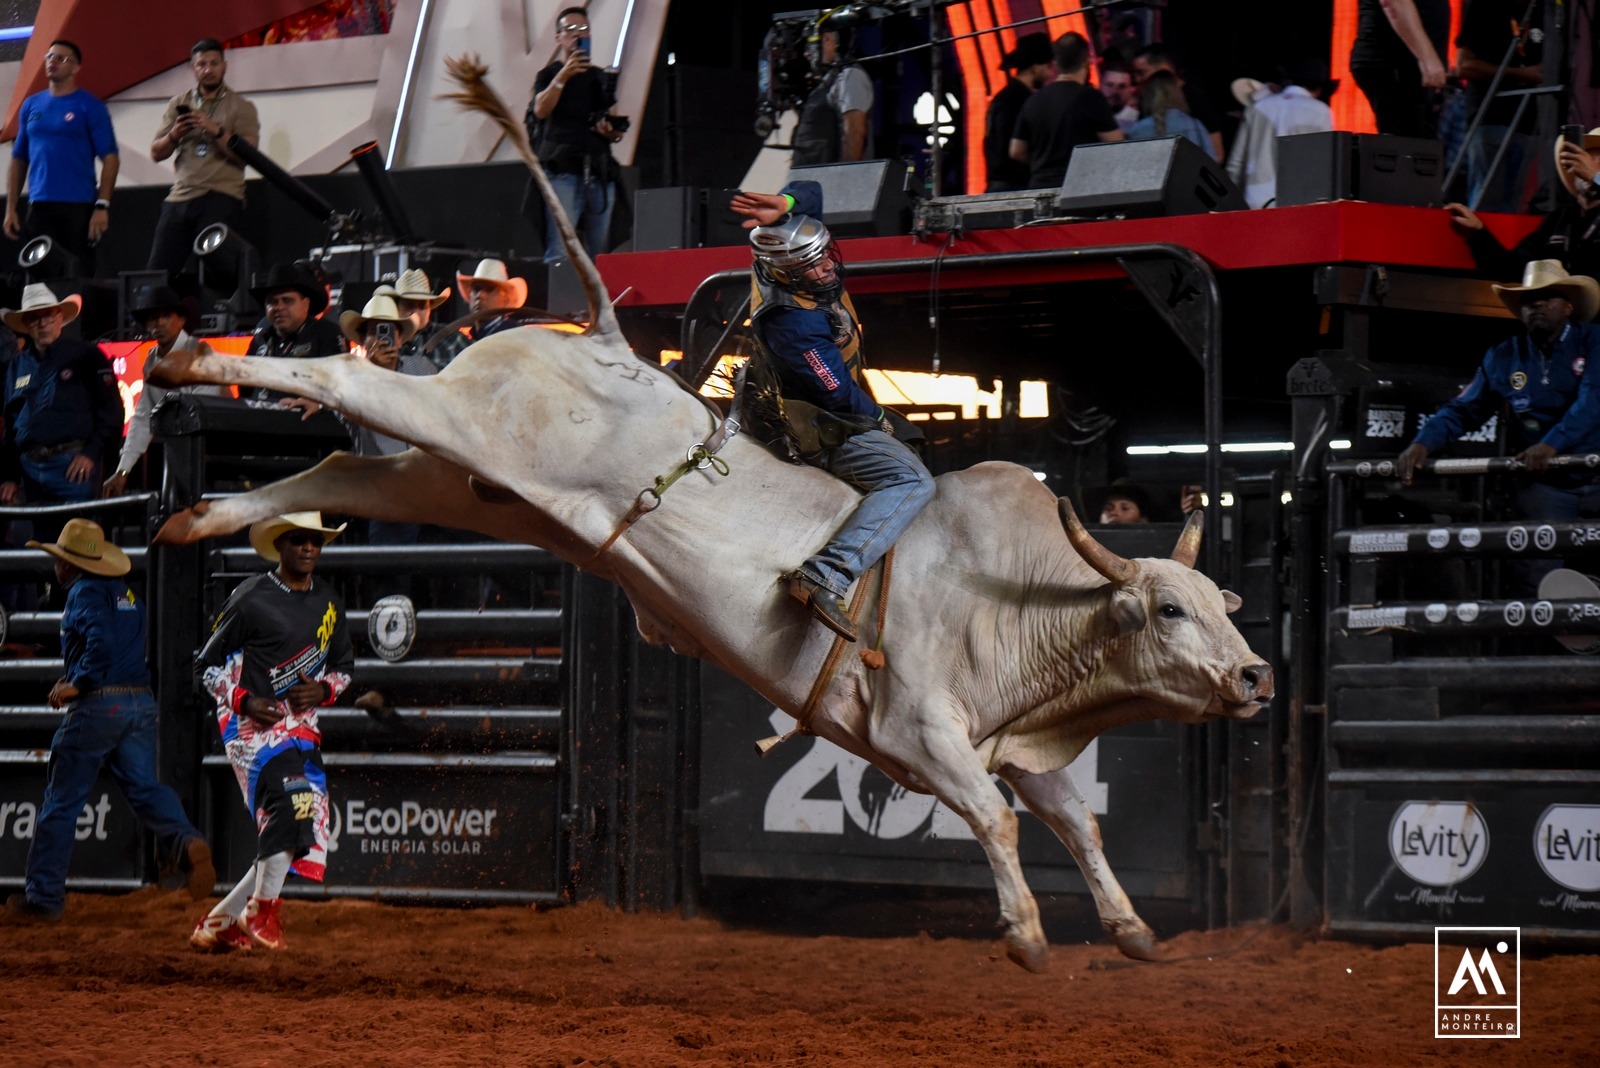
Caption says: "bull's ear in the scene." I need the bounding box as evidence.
[1111,589,1147,634]
[1220,589,1243,615]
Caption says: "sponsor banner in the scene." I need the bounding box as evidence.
[1327,782,1600,931]
[209,761,561,894]
[0,770,142,884]
[697,666,1195,894]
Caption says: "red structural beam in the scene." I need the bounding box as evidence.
[597,202,1540,309]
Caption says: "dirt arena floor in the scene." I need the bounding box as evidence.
[1,887,1596,1067]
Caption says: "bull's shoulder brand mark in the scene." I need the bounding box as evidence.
[1435,927,1519,1039]
[1389,801,1489,887]
[1350,531,1409,554]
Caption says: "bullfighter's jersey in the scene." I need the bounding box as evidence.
[197,570,352,880]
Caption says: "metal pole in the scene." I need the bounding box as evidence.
[929,1,942,197]
[1441,0,1541,202]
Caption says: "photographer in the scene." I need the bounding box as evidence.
[528,6,623,265]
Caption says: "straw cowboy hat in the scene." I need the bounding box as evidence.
[1,283,82,334]
[1230,77,1266,108]
[1492,259,1600,321]
[249,262,330,317]
[388,268,450,309]
[248,511,347,563]
[26,517,130,577]
[455,258,528,307]
[1555,125,1600,199]
[339,291,419,346]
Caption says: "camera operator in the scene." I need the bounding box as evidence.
[528,6,623,266]
[792,18,873,165]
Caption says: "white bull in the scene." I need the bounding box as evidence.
[148,57,1272,971]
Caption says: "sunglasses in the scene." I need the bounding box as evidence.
[283,532,324,548]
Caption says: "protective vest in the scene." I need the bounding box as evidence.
[791,67,844,167]
[748,270,866,388]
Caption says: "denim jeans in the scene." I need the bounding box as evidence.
[20,451,96,546]
[1466,125,1533,214]
[799,430,936,597]
[544,171,614,264]
[25,691,202,913]
[1513,479,1600,593]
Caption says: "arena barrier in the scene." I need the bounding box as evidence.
[1305,414,1600,945]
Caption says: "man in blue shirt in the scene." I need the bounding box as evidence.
[0,283,124,545]
[3,519,212,922]
[730,181,935,642]
[3,39,119,275]
[1398,260,1600,585]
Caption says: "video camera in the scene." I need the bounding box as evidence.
[755,17,819,138]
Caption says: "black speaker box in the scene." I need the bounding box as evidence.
[1056,137,1246,217]
[633,186,700,252]
[785,160,906,237]
[1276,132,1443,208]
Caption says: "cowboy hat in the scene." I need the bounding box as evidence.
[339,291,420,346]
[1,283,82,334]
[128,283,191,324]
[1538,568,1600,654]
[27,517,130,577]
[1087,481,1157,523]
[1000,32,1052,71]
[249,262,329,317]
[1230,77,1266,108]
[455,259,528,307]
[388,268,450,309]
[1492,259,1600,321]
[248,511,347,563]
[1555,126,1600,199]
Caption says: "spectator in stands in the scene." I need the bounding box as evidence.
[245,262,347,412]
[1398,261,1600,583]
[984,33,1053,193]
[146,38,261,283]
[790,16,873,166]
[3,40,118,276]
[0,284,121,544]
[1095,483,1155,524]
[192,511,351,953]
[102,285,228,498]
[1130,44,1222,160]
[387,269,468,370]
[1100,58,1140,136]
[1447,127,1600,281]
[456,259,527,341]
[528,6,623,265]
[1349,0,1449,139]
[1010,32,1123,191]
[1127,71,1217,160]
[1456,0,1543,214]
[1226,59,1337,209]
[2,519,214,924]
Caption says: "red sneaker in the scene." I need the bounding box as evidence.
[243,898,287,950]
[189,912,252,953]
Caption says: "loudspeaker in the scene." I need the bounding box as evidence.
[785,160,906,237]
[701,188,752,248]
[1276,132,1443,208]
[633,186,700,251]
[1056,137,1246,217]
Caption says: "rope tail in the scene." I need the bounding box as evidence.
[439,53,620,339]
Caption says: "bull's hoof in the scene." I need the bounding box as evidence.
[146,347,202,388]
[1004,934,1050,973]
[152,502,210,546]
[1108,921,1167,962]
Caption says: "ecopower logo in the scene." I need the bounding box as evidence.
[1435,927,1519,1039]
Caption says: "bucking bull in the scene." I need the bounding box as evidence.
[148,56,1272,971]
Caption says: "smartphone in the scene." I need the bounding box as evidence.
[175,103,191,116]
[577,35,591,57]
[373,321,396,346]
[1562,123,1584,145]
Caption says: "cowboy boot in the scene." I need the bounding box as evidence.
[786,572,857,643]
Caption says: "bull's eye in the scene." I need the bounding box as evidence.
[1159,603,1186,620]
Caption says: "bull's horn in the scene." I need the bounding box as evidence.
[1171,508,1204,568]
[1058,497,1138,585]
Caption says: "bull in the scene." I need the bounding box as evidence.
[148,56,1272,971]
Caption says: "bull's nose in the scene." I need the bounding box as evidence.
[1240,663,1274,699]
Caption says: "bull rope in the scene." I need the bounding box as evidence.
[579,443,730,570]
[756,547,895,755]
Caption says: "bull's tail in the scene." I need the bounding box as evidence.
[440,54,620,340]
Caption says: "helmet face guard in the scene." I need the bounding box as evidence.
[751,214,843,297]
